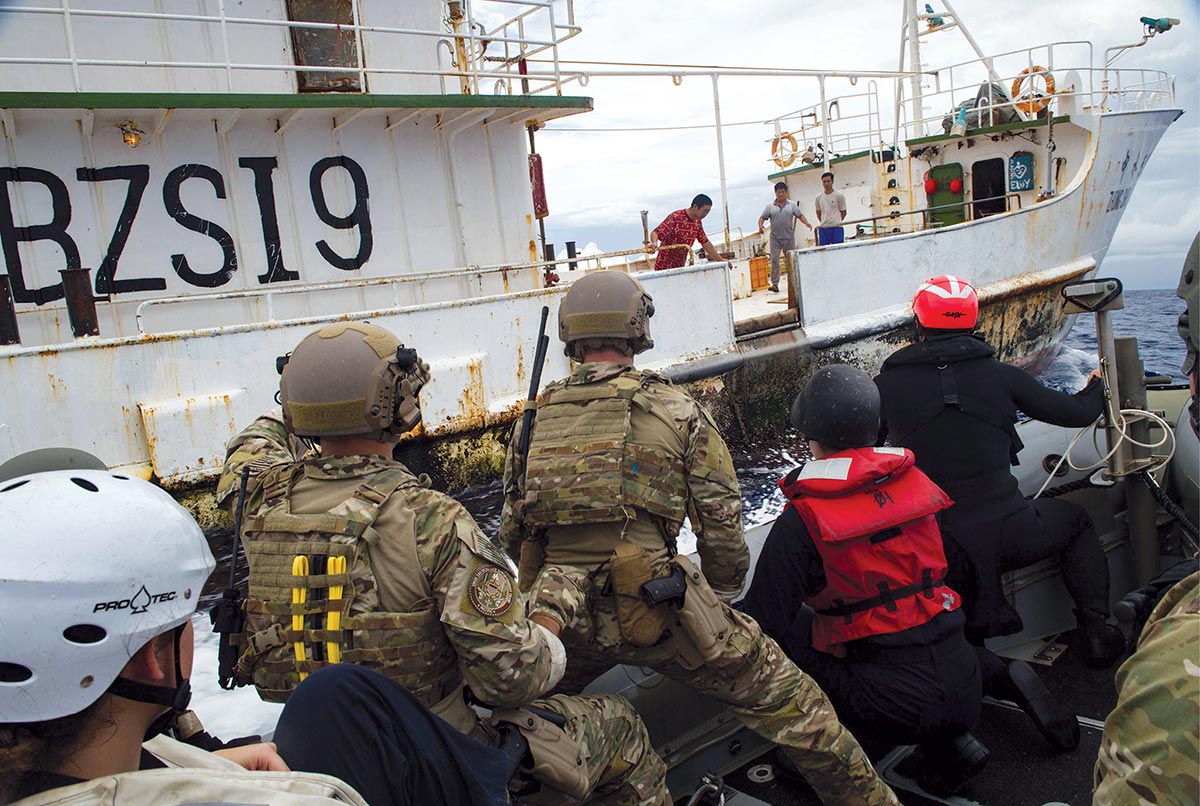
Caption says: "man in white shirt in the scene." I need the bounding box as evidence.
[814,171,847,246]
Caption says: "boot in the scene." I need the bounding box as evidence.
[1075,608,1126,668]
[998,660,1080,752]
[914,732,991,796]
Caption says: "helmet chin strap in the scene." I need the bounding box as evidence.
[105,624,193,740]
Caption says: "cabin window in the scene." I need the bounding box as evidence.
[286,0,363,93]
[972,158,1007,218]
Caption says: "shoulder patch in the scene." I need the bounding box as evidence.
[469,565,515,617]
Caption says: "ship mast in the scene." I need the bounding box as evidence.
[897,0,1001,140]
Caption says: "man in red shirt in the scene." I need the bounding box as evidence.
[651,194,727,270]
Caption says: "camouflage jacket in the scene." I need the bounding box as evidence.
[500,361,748,596]
[238,451,560,734]
[1094,571,1200,805]
[216,409,309,511]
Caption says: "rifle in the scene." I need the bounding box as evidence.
[517,306,551,463]
[210,466,250,690]
[514,306,550,590]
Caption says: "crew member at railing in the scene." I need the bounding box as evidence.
[759,181,813,292]
[651,194,727,270]
[814,172,848,246]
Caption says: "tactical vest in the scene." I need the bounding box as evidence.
[783,447,960,654]
[521,370,690,531]
[237,462,461,706]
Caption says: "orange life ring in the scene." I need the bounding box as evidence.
[1011,66,1055,115]
[772,132,798,168]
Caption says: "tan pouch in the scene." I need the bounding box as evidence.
[610,543,671,647]
[490,708,589,800]
[517,538,545,593]
[672,554,735,665]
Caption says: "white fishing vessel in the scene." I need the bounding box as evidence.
[0,0,1183,509]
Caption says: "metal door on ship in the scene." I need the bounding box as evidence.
[927,163,965,227]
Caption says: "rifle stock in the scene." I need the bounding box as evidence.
[516,306,551,460]
[211,466,250,690]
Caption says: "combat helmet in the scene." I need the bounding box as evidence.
[558,271,655,360]
[278,322,430,442]
[790,364,881,450]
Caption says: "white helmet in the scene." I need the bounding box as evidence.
[0,469,215,722]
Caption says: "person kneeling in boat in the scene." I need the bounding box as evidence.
[223,321,670,805]
[740,364,987,796]
[874,274,1127,753]
[0,456,513,806]
[501,271,900,806]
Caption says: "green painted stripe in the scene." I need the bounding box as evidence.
[904,115,1071,147]
[768,149,873,180]
[0,91,592,111]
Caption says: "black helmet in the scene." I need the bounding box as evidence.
[790,364,880,449]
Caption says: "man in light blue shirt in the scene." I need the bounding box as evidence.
[758,181,812,292]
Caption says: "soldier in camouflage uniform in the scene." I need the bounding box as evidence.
[1093,572,1199,804]
[225,321,669,805]
[216,407,307,511]
[500,271,899,806]
[1093,237,1200,805]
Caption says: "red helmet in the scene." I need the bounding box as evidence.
[913,275,978,329]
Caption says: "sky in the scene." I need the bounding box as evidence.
[527,0,1199,290]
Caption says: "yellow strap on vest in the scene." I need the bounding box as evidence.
[291,555,309,682]
[326,555,347,663]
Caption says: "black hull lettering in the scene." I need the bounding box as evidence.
[163,164,238,287]
[77,165,164,294]
[239,156,298,284]
[309,155,373,271]
[0,167,80,305]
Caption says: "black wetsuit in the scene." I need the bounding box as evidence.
[740,499,981,757]
[874,332,1109,643]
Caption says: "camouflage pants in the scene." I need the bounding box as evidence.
[479,691,670,805]
[533,564,899,806]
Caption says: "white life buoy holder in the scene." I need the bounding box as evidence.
[1012,66,1056,115]
[772,132,799,168]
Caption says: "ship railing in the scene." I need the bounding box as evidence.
[763,84,886,170]
[0,1,580,96]
[130,246,680,335]
[899,40,1176,140]
[824,192,1024,243]
[1099,70,1178,113]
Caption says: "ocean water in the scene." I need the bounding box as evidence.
[188,289,1187,740]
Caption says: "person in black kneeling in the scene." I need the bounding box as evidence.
[740,364,987,796]
[873,274,1126,753]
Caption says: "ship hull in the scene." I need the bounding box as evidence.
[0,109,1181,519]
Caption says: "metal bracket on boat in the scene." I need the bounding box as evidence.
[685,775,726,806]
[1061,278,1124,314]
[1089,469,1117,488]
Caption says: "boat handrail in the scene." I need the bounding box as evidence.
[0,1,581,96]
[129,246,695,334]
[827,192,1024,242]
